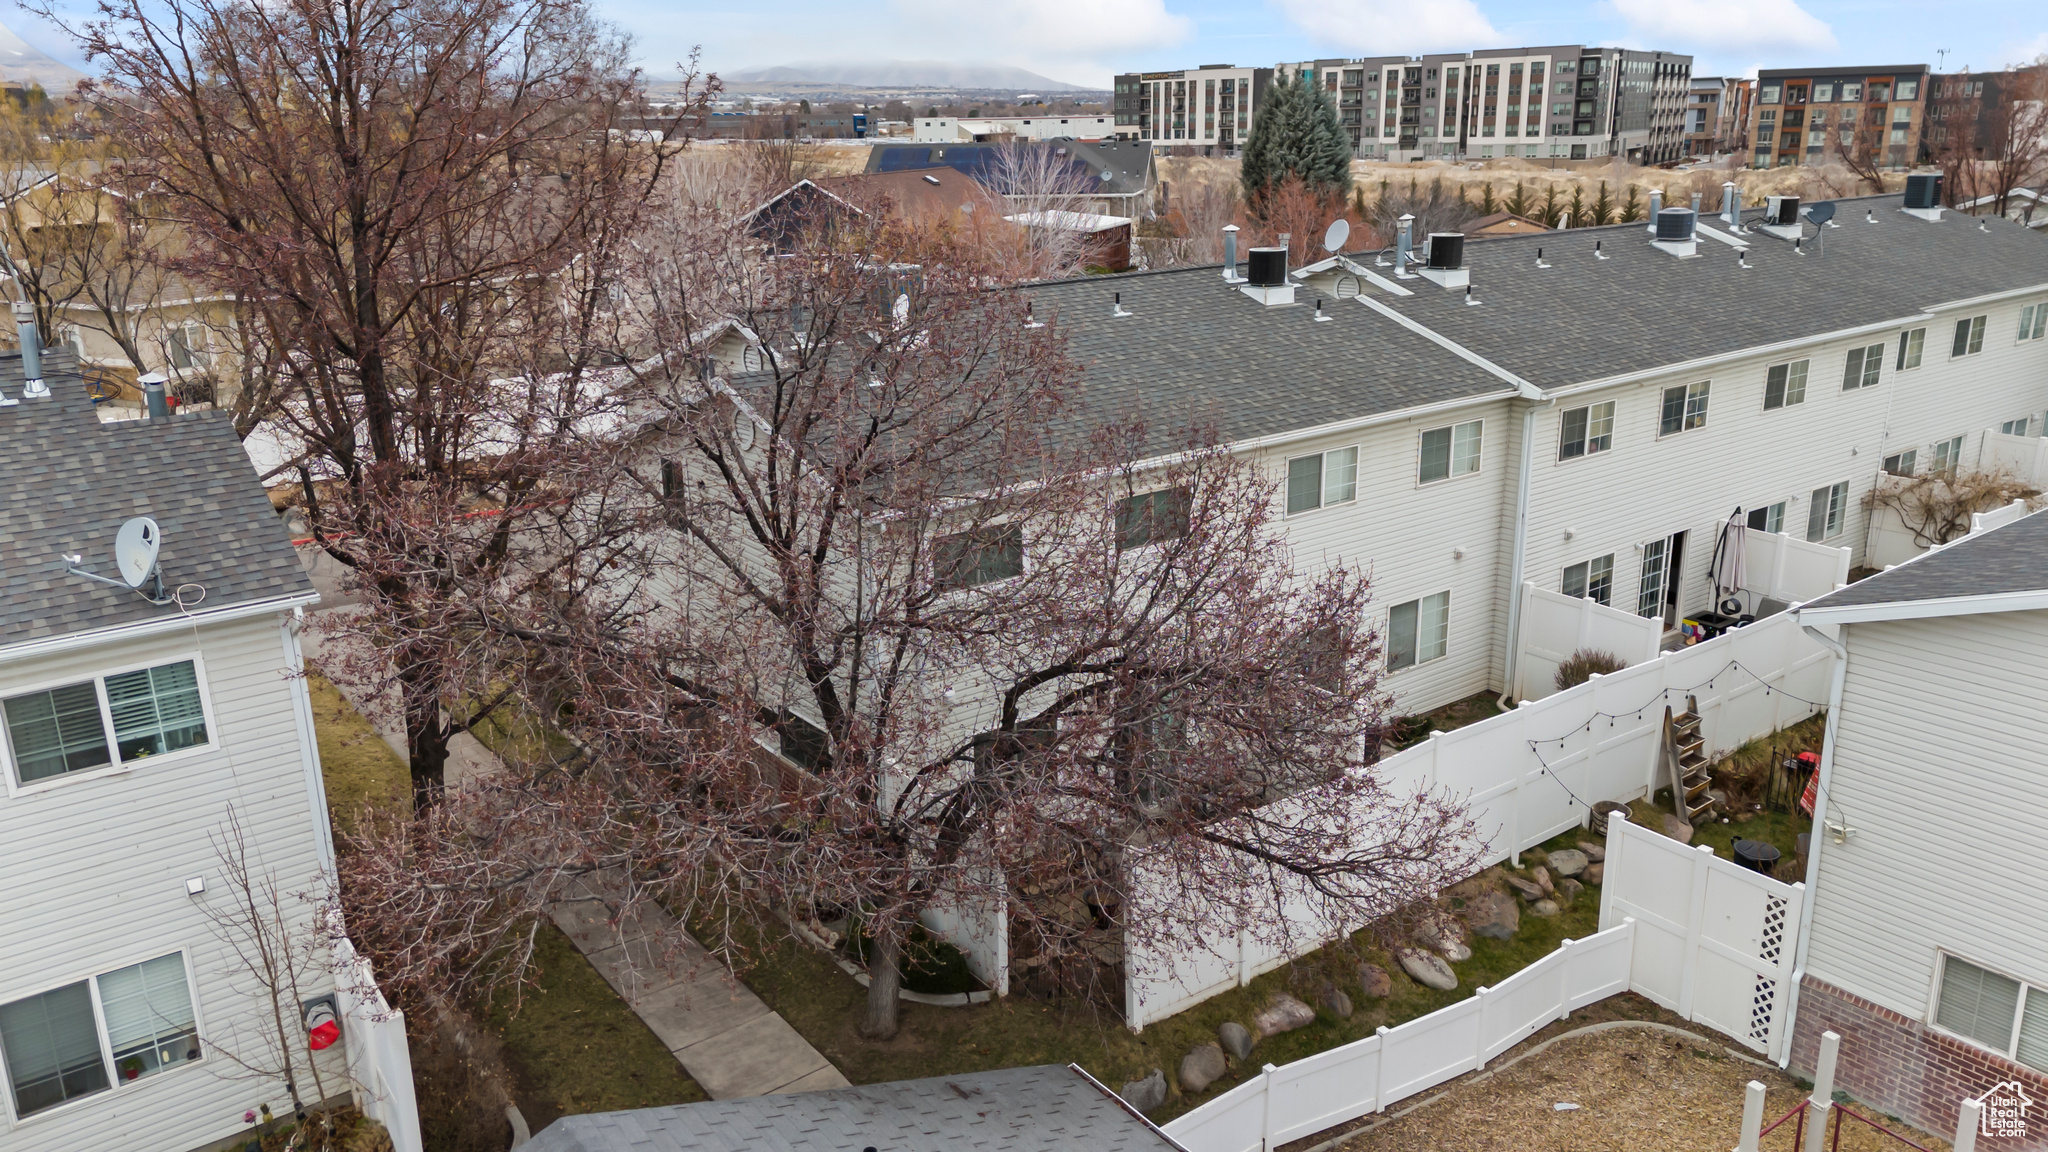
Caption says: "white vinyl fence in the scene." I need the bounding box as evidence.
[1513,583,1663,701]
[1125,607,1837,1029]
[1598,818,1805,1060]
[1163,816,1807,1152]
[1980,428,2048,487]
[1739,528,1852,608]
[332,933,424,1152]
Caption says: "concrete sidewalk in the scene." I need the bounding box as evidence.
[548,879,850,1099]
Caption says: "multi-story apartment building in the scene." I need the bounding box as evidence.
[1112,65,1272,153]
[1279,46,1692,163]
[1747,65,1930,169]
[1685,76,1753,156]
[1926,69,2044,161]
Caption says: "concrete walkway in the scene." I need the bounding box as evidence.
[295,544,848,1101]
[548,878,851,1099]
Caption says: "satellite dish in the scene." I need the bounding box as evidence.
[1322,219,1351,254]
[114,516,160,589]
[1805,201,1837,226]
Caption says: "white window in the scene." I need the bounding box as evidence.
[1659,381,1710,436]
[1387,591,1450,670]
[1746,502,1786,533]
[1286,446,1358,513]
[1,660,210,787]
[1561,554,1614,605]
[167,322,208,370]
[1883,449,1917,476]
[1934,954,2048,1073]
[1557,401,1614,460]
[1806,481,1847,541]
[1115,487,1190,551]
[1419,420,1482,482]
[2018,303,2048,343]
[1841,343,1883,389]
[1896,327,1925,370]
[933,525,1023,590]
[0,953,200,1118]
[1929,434,1965,475]
[2000,417,2033,437]
[1951,315,1988,358]
[1763,359,1808,409]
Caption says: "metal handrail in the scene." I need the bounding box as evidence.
[1755,1097,1935,1152]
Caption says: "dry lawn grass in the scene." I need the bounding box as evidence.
[1331,1026,1949,1152]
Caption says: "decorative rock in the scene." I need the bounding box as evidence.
[1320,985,1354,1019]
[1577,840,1606,863]
[1397,947,1459,991]
[1584,862,1604,886]
[1532,865,1556,895]
[1357,962,1393,998]
[1415,913,1472,962]
[1253,993,1317,1038]
[1530,899,1561,917]
[1547,849,1589,878]
[1557,878,1584,905]
[1503,873,1547,902]
[1462,891,1520,940]
[1660,813,1696,844]
[1218,1021,1254,1060]
[1121,1069,1168,1113]
[1179,1044,1227,1094]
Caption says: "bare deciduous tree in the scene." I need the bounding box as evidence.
[1864,467,2044,548]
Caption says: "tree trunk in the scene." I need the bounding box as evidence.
[404,667,450,811]
[860,930,902,1040]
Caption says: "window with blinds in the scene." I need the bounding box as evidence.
[1935,955,2048,1073]
[98,955,200,1083]
[2,660,210,786]
[0,981,109,1117]
[105,662,208,761]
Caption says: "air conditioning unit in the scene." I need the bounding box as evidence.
[1654,207,1697,241]
[1766,195,1800,226]
[1903,173,1942,210]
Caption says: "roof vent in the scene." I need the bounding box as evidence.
[1239,246,1295,306]
[1417,233,1469,289]
[1902,173,1945,221]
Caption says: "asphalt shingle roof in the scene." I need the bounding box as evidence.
[1018,267,1515,449]
[1377,193,2048,390]
[524,1064,1182,1152]
[1799,506,2048,612]
[0,353,313,650]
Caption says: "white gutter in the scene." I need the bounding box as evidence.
[0,591,322,666]
[1499,401,1544,704]
[1795,586,2048,625]
[1921,281,2048,313]
[1779,620,1849,1068]
[279,606,339,877]
[1540,314,1936,401]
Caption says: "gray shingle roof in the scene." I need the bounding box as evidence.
[1018,268,1515,450]
[524,1064,1184,1152]
[0,354,313,650]
[1799,506,2048,612]
[1374,193,2048,390]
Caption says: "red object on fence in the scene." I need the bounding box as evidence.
[1798,764,1820,816]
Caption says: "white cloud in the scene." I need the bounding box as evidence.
[1270,0,1500,55]
[1610,0,1834,55]
[889,0,1190,58]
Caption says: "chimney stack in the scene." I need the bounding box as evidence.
[141,371,170,421]
[13,301,45,400]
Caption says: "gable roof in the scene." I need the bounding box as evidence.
[1796,507,2048,623]
[865,140,1154,198]
[0,353,315,656]
[524,1064,1185,1152]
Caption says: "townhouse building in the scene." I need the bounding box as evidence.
[1686,76,1753,156]
[1112,65,1273,153]
[0,350,363,1149]
[1748,66,1931,169]
[1006,193,2048,719]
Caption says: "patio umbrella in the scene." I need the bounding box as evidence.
[1710,507,1747,607]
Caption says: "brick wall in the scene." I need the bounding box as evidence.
[1789,976,2048,1148]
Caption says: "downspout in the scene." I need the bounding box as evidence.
[1498,399,1546,708]
[1779,620,1848,1068]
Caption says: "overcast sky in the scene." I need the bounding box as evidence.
[6,0,2044,91]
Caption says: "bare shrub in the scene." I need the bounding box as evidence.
[1555,648,1629,692]
[1863,467,2044,548]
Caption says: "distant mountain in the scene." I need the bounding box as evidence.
[724,60,1091,92]
[0,21,85,90]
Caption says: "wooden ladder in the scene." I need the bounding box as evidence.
[1663,694,1717,825]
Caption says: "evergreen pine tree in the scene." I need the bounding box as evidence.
[1539,184,1561,227]
[1590,181,1614,226]
[1565,186,1586,228]
[1239,71,1353,206]
[1618,185,1644,223]
[1480,183,1498,214]
[1505,179,1531,219]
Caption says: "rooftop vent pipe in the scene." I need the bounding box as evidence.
[1647,190,1662,231]
[141,371,171,420]
[1690,192,1702,216]
[1221,224,1241,282]
[1395,214,1415,278]
[13,301,45,400]
[1723,181,1741,229]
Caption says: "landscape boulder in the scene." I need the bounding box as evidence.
[1577,840,1606,863]
[1503,873,1546,902]
[1397,947,1458,991]
[1547,849,1589,878]
[1532,865,1556,895]
[1121,1069,1167,1113]
[1218,1021,1254,1060]
[1253,993,1317,1038]
[1660,813,1696,844]
[1462,891,1520,940]
[1530,899,1561,918]
[1415,913,1472,962]
[1557,878,1584,906]
[1357,962,1394,998]
[1320,984,1354,1019]
[1179,1044,1227,1094]
[1585,862,1604,885]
